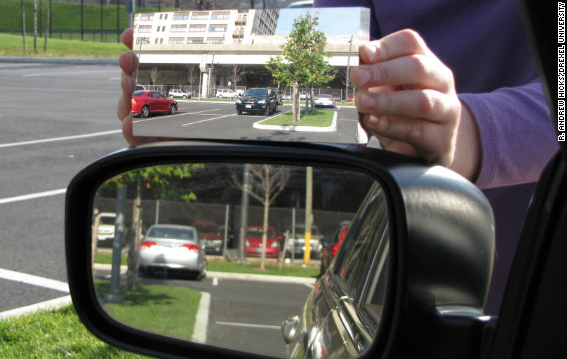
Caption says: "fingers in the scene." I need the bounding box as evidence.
[121,28,134,50]
[360,29,433,64]
[355,89,458,123]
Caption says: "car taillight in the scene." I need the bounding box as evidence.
[140,241,157,249]
[332,244,339,256]
[183,244,200,253]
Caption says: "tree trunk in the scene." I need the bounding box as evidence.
[43,5,49,52]
[292,84,301,122]
[260,166,271,270]
[21,0,26,53]
[127,179,142,290]
[33,0,37,53]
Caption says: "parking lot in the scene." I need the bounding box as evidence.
[133,99,361,143]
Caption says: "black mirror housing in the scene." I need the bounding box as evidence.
[65,140,494,359]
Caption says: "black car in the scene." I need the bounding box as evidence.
[235,88,278,115]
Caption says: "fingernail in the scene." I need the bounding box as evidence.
[363,43,380,62]
[352,67,371,87]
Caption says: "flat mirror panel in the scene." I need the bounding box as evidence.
[91,162,389,357]
[131,3,370,142]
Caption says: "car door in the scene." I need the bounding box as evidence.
[487,1,567,357]
[294,183,389,358]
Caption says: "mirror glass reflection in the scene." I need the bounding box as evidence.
[91,162,387,357]
[131,3,369,142]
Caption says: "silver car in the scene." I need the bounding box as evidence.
[139,224,207,280]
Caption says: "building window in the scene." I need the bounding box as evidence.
[171,25,187,32]
[188,38,205,44]
[209,24,227,32]
[189,24,206,32]
[168,37,185,44]
[138,25,152,33]
[140,14,153,21]
[211,11,230,20]
[207,37,224,44]
[191,11,209,20]
[173,12,189,20]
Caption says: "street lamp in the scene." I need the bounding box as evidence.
[135,38,150,86]
[345,35,353,103]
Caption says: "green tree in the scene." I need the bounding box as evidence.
[266,12,336,122]
[102,164,202,289]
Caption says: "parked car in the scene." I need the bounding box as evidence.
[286,223,323,259]
[168,89,191,99]
[95,212,116,248]
[235,88,278,115]
[192,220,223,255]
[245,225,281,258]
[216,88,236,99]
[131,90,178,118]
[313,94,336,108]
[138,224,206,280]
[319,221,350,275]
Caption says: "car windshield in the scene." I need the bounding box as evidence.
[132,91,144,97]
[194,224,219,235]
[243,89,267,97]
[318,94,332,98]
[147,227,195,240]
[293,226,320,236]
[100,217,115,225]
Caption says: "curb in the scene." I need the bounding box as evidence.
[252,111,338,132]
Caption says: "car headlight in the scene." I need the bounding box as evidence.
[236,99,242,104]
[245,240,250,246]
[258,99,267,104]
[271,241,279,248]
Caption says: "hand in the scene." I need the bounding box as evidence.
[117,29,174,146]
[351,29,480,181]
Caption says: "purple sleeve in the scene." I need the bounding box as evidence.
[459,79,558,189]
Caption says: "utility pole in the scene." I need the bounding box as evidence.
[303,166,313,265]
[345,35,353,102]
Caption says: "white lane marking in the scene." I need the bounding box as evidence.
[192,292,211,344]
[0,129,121,149]
[0,188,67,205]
[23,69,119,77]
[182,114,233,126]
[212,277,219,286]
[132,109,222,124]
[0,268,69,293]
[216,321,280,330]
[0,295,72,320]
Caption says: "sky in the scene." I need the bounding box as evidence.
[275,7,369,37]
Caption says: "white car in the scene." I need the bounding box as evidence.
[168,89,191,99]
[314,94,336,108]
[217,89,237,99]
[96,212,116,248]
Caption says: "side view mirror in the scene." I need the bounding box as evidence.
[66,140,494,359]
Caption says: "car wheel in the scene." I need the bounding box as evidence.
[182,95,187,99]
[237,110,242,115]
[141,105,150,118]
[169,105,176,115]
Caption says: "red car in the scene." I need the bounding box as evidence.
[193,220,223,255]
[246,225,281,258]
[320,221,350,275]
[131,90,178,118]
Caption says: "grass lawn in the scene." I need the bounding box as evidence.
[260,109,335,127]
[0,305,150,358]
[94,251,320,278]
[0,33,127,58]
[95,282,201,342]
